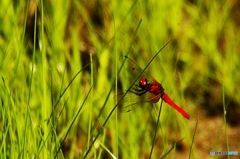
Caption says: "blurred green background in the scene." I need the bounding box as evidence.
[0,0,240,158]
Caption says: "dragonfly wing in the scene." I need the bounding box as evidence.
[124,56,156,87]
[116,91,160,113]
[121,100,153,113]
[119,56,161,112]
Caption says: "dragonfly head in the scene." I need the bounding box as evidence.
[139,78,148,89]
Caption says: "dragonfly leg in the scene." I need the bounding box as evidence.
[129,85,148,96]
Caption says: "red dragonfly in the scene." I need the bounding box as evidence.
[121,56,190,120]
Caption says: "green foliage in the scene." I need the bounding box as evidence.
[0,0,239,158]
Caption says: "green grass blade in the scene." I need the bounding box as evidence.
[188,118,198,159]
[149,99,163,159]
[53,85,94,159]
[222,84,229,159]
[87,54,94,153]
[83,18,143,159]
[21,6,37,159]
[160,138,185,159]
[46,61,93,124]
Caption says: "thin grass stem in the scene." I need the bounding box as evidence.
[149,99,163,159]
[188,118,198,159]
[222,84,229,159]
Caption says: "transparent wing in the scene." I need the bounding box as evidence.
[116,92,154,113]
[117,56,160,112]
[124,56,156,86]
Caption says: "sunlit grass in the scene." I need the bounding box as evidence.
[0,0,239,158]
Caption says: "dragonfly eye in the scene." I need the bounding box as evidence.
[139,78,148,88]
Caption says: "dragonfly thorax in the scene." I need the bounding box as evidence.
[138,77,164,97]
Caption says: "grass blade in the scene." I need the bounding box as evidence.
[188,118,198,159]
[149,99,163,159]
[46,61,93,124]
[222,84,229,159]
[82,18,143,159]
[160,138,185,159]
[53,85,94,159]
